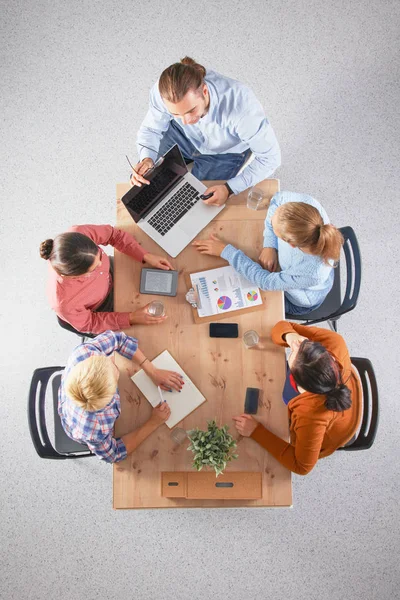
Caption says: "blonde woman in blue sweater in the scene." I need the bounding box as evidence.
[193,191,344,314]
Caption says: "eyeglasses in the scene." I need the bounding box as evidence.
[125,143,166,177]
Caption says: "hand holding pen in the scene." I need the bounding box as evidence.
[151,399,171,425]
[149,386,171,426]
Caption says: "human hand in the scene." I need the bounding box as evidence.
[130,157,154,187]
[192,234,227,257]
[149,368,185,392]
[284,332,308,350]
[143,253,173,270]
[129,304,167,326]
[259,247,280,272]
[232,414,258,437]
[150,402,171,426]
[202,184,229,206]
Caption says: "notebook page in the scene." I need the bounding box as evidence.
[131,350,206,428]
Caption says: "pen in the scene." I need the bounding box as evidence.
[157,386,166,404]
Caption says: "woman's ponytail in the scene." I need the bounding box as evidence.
[291,340,352,412]
[314,224,344,264]
[325,383,352,412]
[275,202,344,265]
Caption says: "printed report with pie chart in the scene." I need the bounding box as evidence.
[190,265,263,318]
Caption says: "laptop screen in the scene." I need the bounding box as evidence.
[121,144,188,222]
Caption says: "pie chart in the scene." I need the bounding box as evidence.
[217,296,232,310]
[247,290,259,302]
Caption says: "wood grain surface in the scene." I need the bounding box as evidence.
[113,179,292,509]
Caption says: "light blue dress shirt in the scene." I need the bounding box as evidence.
[221,191,335,309]
[136,69,281,194]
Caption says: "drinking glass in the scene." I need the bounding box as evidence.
[247,187,264,210]
[243,329,260,348]
[170,428,188,445]
[185,289,199,305]
[147,301,165,317]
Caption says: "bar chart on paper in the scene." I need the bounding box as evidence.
[199,277,209,298]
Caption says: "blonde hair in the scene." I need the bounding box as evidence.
[65,356,117,412]
[159,56,206,103]
[275,202,344,264]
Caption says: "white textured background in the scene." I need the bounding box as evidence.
[1,1,399,599]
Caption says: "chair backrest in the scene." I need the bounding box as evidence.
[337,226,362,318]
[27,366,93,459]
[57,316,96,340]
[339,357,379,451]
[286,225,362,327]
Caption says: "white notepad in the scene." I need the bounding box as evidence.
[131,350,206,428]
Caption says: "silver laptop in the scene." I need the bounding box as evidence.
[121,144,224,257]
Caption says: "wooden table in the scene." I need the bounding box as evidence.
[113,179,292,509]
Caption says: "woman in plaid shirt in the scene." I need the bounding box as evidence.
[59,330,184,463]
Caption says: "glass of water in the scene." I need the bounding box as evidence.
[247,187,264,210]
[243,329,260,348]
[170,428,188,445]
[147,301,165,317]
[185,289,199,306]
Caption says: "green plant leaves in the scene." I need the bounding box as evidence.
[187,419,238,477]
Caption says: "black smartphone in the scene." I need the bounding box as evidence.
[244,388,260,414]
[209,323,239,338]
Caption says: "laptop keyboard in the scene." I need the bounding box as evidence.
[127,167,177,215]
[148,182,200,236]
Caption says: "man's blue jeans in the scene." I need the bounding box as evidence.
[158,120,251,181]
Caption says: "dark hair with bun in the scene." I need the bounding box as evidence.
[291,340,352,412]
[39,239,54,260]
[159,56,206,103]
[39,232,98,276]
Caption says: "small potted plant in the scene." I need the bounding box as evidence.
[187,419,238,477]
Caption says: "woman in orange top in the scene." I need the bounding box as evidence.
[233,321,362,475]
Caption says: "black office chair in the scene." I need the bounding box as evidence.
[57,317,96,343]
[339,357,379,451]
[28,366,94,459]
[286,226,362,331]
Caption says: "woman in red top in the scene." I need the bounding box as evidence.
[40,224,173,334]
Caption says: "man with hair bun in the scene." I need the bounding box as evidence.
[131,56,281,206]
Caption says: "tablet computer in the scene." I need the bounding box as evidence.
[139,268,178,296]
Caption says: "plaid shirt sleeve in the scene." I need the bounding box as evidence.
[86,432,128,463]
[80,330,139,360]
[60,331,139,463]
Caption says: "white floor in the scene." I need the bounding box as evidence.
[1,1,399,599]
